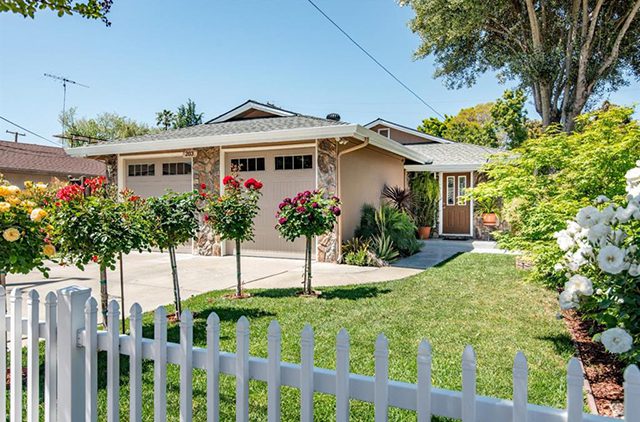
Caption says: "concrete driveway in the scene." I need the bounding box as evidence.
[7,252,421,312]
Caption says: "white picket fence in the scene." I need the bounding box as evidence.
[2,285,640,421]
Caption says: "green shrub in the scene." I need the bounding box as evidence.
[409,172,439,228]
[372,233,400,263]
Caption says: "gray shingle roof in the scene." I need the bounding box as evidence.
[99,115,347,145]
[406,143,499,166]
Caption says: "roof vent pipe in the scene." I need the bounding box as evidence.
[326,113,341,121]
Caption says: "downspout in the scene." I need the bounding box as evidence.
[336,137,369,251]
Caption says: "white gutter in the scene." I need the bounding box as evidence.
[405,164,484,172]
[66,124,429,164]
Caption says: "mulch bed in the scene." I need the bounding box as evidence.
[563,310,625,417]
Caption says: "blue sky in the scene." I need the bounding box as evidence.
[1,0,639,147]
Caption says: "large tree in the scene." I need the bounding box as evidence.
[173,99,204,128]
[1,0,113,25]
[60,107,154,144]
[402,0,640,131]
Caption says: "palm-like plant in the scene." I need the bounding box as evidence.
[156,109,175,130]
[382,185,413,215]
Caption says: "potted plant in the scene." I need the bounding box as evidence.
[476,197,499,226]
[205,173,262,298]
[275,190,340,296]
[409,173,439,239]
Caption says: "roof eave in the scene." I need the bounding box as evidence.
[405,163,485,172]
[364,118,454,144]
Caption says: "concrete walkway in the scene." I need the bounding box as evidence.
[392,239,513,270]
[7,252,421,312]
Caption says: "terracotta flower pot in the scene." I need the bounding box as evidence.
[418,226,432,240]
[482,213,498,226]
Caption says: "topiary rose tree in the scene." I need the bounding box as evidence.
[147,188,202,318]
[48,177,152,324]
[0,178,56,286]
[206,174,262,298]
[275,190,340,296]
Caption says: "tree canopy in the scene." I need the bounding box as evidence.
[60,107,155,145]
[402,0,640,131]
[1,0,113,25]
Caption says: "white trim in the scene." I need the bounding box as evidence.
[67,124,428,165]
[405,164,483,172]
[364,119,454,144]
[207,101,295,123]
[121,152,186,159]
[377,128,390,138]
[221,143,316,153]
[469,171,475,237]
[445,176,455,206]
[439,171,475,238]
[438,172,443,236]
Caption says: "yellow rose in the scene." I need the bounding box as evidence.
[0,202,10,213]
[30,208,47,222]
[35,182,48,191]
[22,200,37,211]
[43,244,56,257]
[2,227,20,242]
[0,186,9,197]
[7,197,21,206]
[24,181,33,189]
[6,185,20,195]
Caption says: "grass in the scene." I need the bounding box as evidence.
[24,253,575,420]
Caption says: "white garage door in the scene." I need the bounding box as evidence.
[225,147,316,258]
[124,157,193,252]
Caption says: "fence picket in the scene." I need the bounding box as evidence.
[375,334,389,422]
[236,316,250,422]
[336,328,350,422]
[153,307,168,421]
[84,297,98,422]
[301,324,315,422]
[107,300,120,422]
[10,288,23,422]
[267,320,281,422]
[0,287,6,422]
[567,358,584,422]
[462,345,476,422]
[180,310,194,422]
[207,312,220,422]
[44,292,57,422]
[417,339,431,422]
[513,352,528,422]
[27,290,40,422]
[625,365,640,422]
[130,304,143,421]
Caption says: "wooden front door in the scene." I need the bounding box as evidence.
[442,172,471,235]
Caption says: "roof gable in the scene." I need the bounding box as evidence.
[206,100,297,124]
[364,118,453,144]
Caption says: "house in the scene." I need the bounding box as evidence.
[365,118,499,239]
[0,139,106,186]
[66,100,428,262]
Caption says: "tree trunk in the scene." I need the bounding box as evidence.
[304,236,313,295]
[169,246,182,318]
[0,271,6,288]
[99,267,108,326]
[235,239,242,297]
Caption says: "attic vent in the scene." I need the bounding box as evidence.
[326,113,341,121]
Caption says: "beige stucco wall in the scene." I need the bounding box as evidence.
[338,142,406,241]
[1,171,68,187]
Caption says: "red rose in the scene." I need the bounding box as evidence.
[203,214,210,222]
[223,175,235,185]
[200,183,207,190]
[129,195,140,202]
[244,178,263,190]
[91,255,99,263]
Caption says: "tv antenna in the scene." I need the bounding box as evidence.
[44,73,89,132]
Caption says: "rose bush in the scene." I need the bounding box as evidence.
[205,174,262,297]
[0,178,55,283]
[275,190,340,295]
[48,176,153,322]
[554,161,640,362]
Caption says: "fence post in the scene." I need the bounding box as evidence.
[56,286,91,422]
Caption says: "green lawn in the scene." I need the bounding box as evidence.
[91,253,574,421]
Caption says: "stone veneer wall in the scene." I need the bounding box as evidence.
[316,139,339,263]
[101,155,118,186]
[192,147,221,256]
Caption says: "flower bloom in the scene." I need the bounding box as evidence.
[223,175,239,188]
[278,217,288,225]
[200,183,207,190]
[331,206,341,216]
[244,178,263,190]
[559,290,579,310]
[601,328,633,354]
[35,182,48,191]
[43,244,56,257]
[0,202,10,213]
[554,230,574,251]
[6,185,20,196]
[91,255,99,263]
[30,208,47,222]
[2,227,21,242]
[564,275,593,296]
[576,206,601,228]
[83,176,106,193]
[296,206,306,213]
[56,184,84,201]
[597,244,626,274]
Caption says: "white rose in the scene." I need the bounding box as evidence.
[615,203,638,224]
[612,229,628,245]
[629,263,640,277]
[555,230,574,251]
[567,221,582,235]
[554,263,564,272]
[597,245,627,274]
[625,166,640,196]
[595,195,610,204]
[568,250,588,271]
[576,206,601,228]
[559,290,579,310]
[587,223,610,246]
[565,275,593,296]
[601,328,633,354]
[600,205,616,223]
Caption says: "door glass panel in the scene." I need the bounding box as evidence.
[458,176,467,205]
[446,176,455,205]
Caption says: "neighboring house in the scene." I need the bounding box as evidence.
[365,119,499,239]
[0,139,106,187]
[67,100,428,262]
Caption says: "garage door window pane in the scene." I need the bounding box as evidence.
[275,154,313,171]
[231,157,265,172]
[303,155,312,169]
[129,163,155,177]
[275,157,283,170]
[284,156,293,169]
